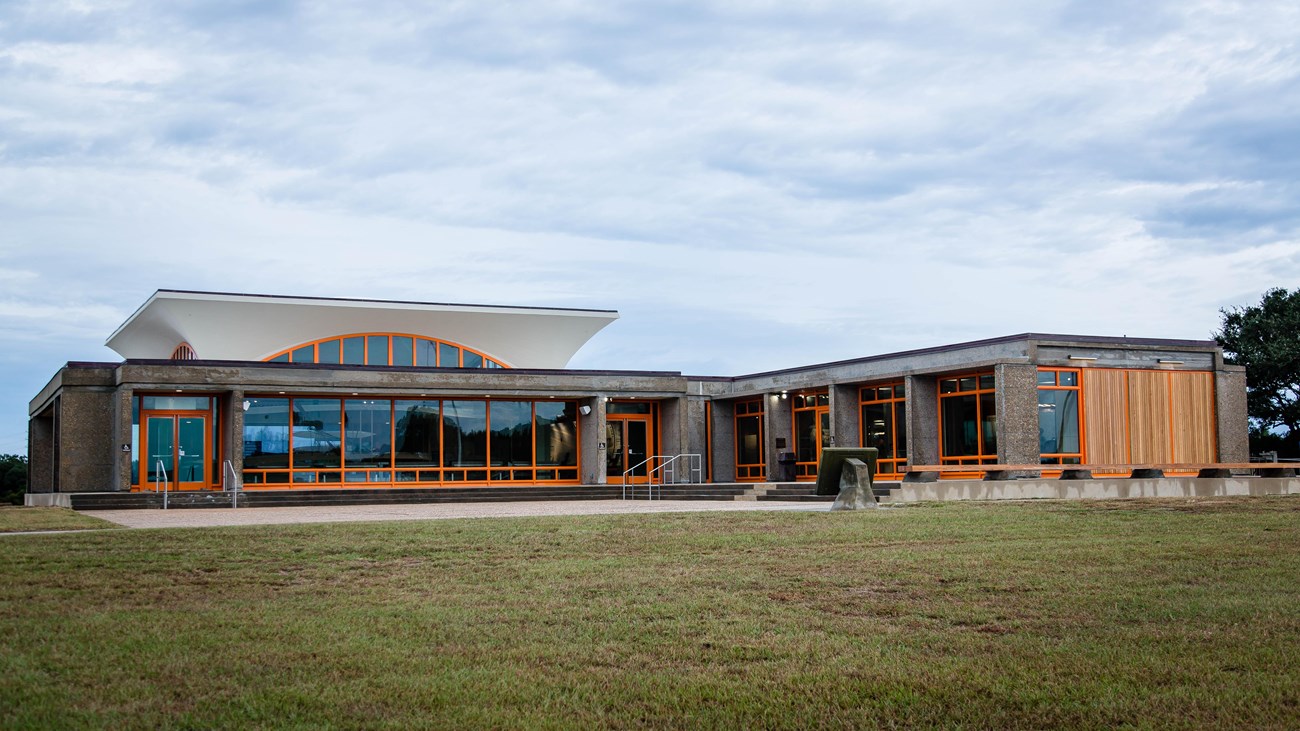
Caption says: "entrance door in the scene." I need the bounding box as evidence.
[606,415,652,484]
[143,413,210,490]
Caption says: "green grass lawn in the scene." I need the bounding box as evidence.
[0,506,120,533]
[2,497,1298,729]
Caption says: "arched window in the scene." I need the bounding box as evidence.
[171,342,197,360]
[264,334,508,368]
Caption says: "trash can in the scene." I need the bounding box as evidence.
[776,451,797,482]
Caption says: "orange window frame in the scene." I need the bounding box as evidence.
[937,372,998,467]
[791,391,829,480]
[733,398,765,481]
[859,382,906,479]
[1037,368,1085,465]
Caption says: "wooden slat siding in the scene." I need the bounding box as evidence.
[1171,371,1216,463]
[1128,371,1171,463]
[1083,369,1127,464]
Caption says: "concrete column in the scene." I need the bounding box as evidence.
[831,384,859,449]
[765,393,792,480]
[1215,368,1249,462]
[225,390,245,486]
[659,397,687,459]
[682,397,710,482]
[712,399,736,483]
[995,363,1040,465]
[905,375,939,465]
[580,396,606,485]
[112,386,133,492]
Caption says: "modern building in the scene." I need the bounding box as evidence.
[27,290,1248,498]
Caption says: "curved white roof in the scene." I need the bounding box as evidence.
[106,290,619,369]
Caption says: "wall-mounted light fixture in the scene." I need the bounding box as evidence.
[1068,356,1098,362]
[578,405,592,416]
[780,390,788,399]
[1157,359,1185,365]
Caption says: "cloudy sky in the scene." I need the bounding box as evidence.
[2,0,1298,454]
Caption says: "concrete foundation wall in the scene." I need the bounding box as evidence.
[886,477,1298,502]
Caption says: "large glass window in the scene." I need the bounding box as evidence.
[939,373,997,465]
[734,399,765,481]
[241,396,578,485]
[1038,369,1082,464]
[860,383,907,478]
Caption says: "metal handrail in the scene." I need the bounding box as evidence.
[223,460,241,508]
[154,459,170,510]
[622,454,704,500]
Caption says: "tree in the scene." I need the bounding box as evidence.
[0,454,27,506]
[1214,287,1300,457]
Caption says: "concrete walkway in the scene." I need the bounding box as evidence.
[86,499,830,529]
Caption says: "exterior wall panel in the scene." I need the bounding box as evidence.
[1171,371,1216,463]
[1127,371,1172,464]
[1083,369,1127,464]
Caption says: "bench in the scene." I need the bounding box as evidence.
[898,463,1298,482]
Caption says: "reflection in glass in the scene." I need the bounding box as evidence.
[395,400,439,467]
[367,336,388,366]
[795,410,817,462]
[392,336,413,367]
[146,417,174,484]
[345,399,392,467]
[1038,389,1080,455]
[439,342,459,367]
[942,394,980,457]
[462,350,484,368]
[293,345,314,363]
[535,402,577,466]
[490,401,532,466]
[342,337,364,365]
[980,392,997,454]
[177,417,205,483]
[737,414,762,466]
[142,396,211,411]
[443,400,486,467]
[318,339,340,364]
[862,403,893,459]
[416,339,437,367]
[243,398,290,470]
[294,398,342,468]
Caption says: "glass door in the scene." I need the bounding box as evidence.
[142,413,210,490]
[606,415,652,484]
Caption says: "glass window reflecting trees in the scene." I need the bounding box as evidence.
[1038,369,1082,464]
[860,383,907,478]
[939,373,997,465]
